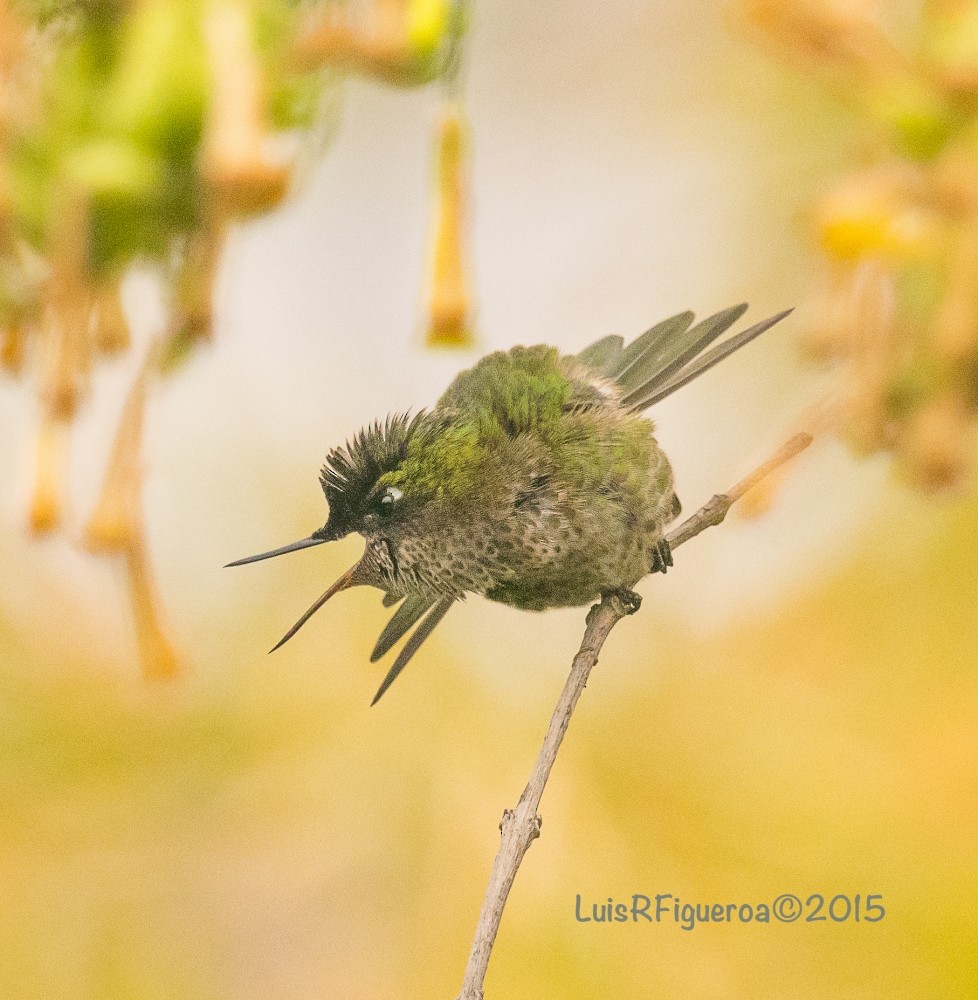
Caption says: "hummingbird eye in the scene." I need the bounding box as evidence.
[376,486,403,512]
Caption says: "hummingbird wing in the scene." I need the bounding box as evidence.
[371,597,454,705]
[621,307,794,412]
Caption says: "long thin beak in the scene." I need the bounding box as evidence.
[269,561,361,653]
[225,535,327,568]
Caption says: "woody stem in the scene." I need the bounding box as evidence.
[454,432,813,1000]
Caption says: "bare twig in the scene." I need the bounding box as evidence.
[455,432,813,1000]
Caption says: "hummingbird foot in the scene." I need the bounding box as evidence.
[601,588,642,616]
[649,537,673,575]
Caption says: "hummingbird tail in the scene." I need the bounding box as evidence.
[370,595,435,662]
[371,597,454,705]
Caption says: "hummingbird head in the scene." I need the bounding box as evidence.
[227,411,431,565]
[315,411,430,543]
[225,411,445,650]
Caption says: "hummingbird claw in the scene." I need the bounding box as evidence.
[602,588,643,615]
[649,538,673,575]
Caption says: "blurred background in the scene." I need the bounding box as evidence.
[1,0,977,997]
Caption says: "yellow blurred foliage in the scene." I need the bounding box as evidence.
[1,492,975,998]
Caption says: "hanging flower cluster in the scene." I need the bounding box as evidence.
[0,0,471,677]
[298,0,474,347]
[745,0,978,489]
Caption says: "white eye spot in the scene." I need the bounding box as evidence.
[381,486,403,505]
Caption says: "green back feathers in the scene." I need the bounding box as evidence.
[437,346,572,437]
[381,347,576,509]
[372,301,794,515]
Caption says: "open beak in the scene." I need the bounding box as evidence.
[226,528,362,652]
[269,561,363,653]
[225,534,329,567]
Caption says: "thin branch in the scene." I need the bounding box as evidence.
[455,432,813,1000]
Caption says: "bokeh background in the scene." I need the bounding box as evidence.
[2,1,977,998]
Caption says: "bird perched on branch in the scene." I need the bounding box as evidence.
[228,303,791,702]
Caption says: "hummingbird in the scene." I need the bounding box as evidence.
[228,303,791,703]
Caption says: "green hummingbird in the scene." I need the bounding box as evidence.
[228,303,790,703]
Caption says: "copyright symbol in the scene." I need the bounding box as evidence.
[773,894,802,922]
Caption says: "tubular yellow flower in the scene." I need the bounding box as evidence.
[40,301,90,421]
[203,0,291,214]
[371,0,409,59]
[425,103,473,348]
[41,192,92,420]
[28,413,64,536]
[84,359,149,553]
[926,2,978,93]
[160,221,227,371]
[743,0,892,73]
[4,0,474,682]
[0,322,25,373]
[295,0,439,85]
[126,539,180,680]
[84,353,179,678]
[93,284,131,356]
[745,0,978,486]
[815,173,936,262]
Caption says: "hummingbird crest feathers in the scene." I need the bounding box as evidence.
[319,412,430,533]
